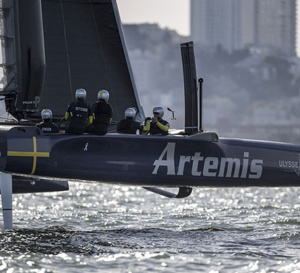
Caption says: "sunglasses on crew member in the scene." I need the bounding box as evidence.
[153,112,159,115]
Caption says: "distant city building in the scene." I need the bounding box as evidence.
[190,0,255,54]
[255,0,296,56]
[190,0,296,56]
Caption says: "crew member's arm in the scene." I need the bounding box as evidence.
[143,118,151,133]
[87,115,93,126]
[65,112,71,120]
[156,121,169,132]
[86,105,93,126]
[65,104,72,120]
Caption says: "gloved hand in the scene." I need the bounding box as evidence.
[145,117,151,122]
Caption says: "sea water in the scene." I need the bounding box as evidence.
[0,182,300,272]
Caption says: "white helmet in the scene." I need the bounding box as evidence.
[75,88,86,100]
[97,90,109,102]
[153,107,164,118]
[125,107,136,118]
[41,109,52,120]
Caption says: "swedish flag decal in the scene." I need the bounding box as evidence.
[7,136,50,174]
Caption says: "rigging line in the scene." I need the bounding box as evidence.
[59,0,73,100]
[88,0,119,119]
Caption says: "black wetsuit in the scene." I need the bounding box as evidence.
[117,118,143,134]
[65,99,91,135]
[36,120,59,133]
[149,119,169,135]
[87,100,113,135]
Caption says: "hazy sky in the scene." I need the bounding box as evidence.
[116,0,190,36]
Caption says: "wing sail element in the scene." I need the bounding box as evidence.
[0,0,144,122]
[39,0,144,122]
[180,41,198,134]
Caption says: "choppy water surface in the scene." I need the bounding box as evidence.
[0,183,300,272]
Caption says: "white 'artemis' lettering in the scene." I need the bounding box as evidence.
[241,152,249,178]
[177,155,191,175]
[152,142,176,175]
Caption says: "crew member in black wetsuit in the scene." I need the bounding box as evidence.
[117,107,145,134]
[86,90,113,135]
[65,88,92,135]
[144,107,169,135]
[36,109,59,133]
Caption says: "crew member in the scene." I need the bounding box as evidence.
[144,107,169,135]
[65,88,92,135]
[86,90,113,135]
[117,107,146,134]
[36,109,59,133]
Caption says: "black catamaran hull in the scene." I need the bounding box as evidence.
[2,126,300,187]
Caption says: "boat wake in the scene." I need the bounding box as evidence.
[0,226,297,258]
